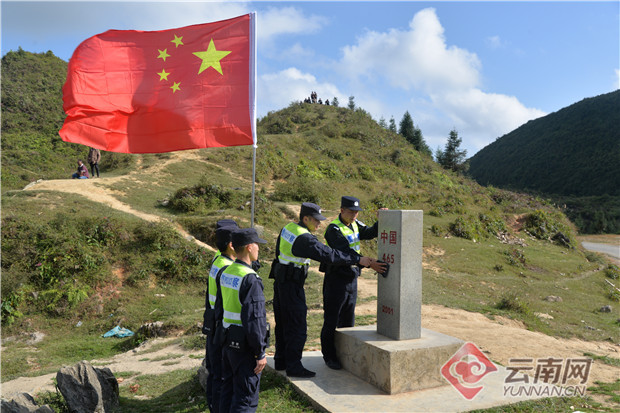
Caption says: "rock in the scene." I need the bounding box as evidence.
[56,360,119,413]
[544,295,563,302]
[26,332,45,345]
[137,321,165,339]
[599,305,612,313]
[0,392,55,413]
[535,312,554,320]
[197,358,208,392]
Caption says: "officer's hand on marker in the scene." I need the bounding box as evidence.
[369,259,388,274]
[254,357,267,375]
[359,256,372,267]
[376,207,388,218]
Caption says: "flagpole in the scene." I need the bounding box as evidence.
[250,12,257,228]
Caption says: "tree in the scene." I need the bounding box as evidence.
[332,97,339,107]
[388,117,397,133]
[378,117,387,129]
[348,96,355,110]
[437,129,468,173]
[398,111,431,155]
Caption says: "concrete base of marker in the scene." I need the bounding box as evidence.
[335,325,464,394]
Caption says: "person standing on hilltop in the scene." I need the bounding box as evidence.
[320,196,384,370]
[88,147,101,178]
[215,228,268,413]
[271,202,386,377]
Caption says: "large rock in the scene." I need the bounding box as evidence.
[0,392,55,413]
[197,357,208,392]
[56,361,119,413]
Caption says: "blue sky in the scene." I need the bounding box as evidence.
[2,1,618,157]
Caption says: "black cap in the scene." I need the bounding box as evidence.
[300,202,326,221]
[216,219,238,229]
[232,228,267,248]
[341,196,363,211]
[215,226,235,245]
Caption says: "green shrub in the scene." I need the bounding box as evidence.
[449,216,483,241]
[524,209,575,247]
[504,247,527,267]
[168,181,246,213]
[605,264,619,280]
[271,175,323,204]
[496,292,531,314]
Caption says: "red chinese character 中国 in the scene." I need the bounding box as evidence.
[389,231,397,245]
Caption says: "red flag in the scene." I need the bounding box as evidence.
[60,14,256,153]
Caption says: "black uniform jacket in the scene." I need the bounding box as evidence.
[274,221,362,277]
[323,216,378,279]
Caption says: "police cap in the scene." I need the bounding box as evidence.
[232,228,267,248]
[341,196,363,211]
[215,226,235,245]
[300,202,326,221]
[216,219,238,229]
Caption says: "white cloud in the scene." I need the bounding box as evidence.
[258,67,345,115]
[485,35,503,49]
[337,7,546,154]
[615,68,620,89]
[257,7,328,42]
[340,8,481,93]
[279,42,315,61]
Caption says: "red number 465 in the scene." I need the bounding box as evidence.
[382,253,395,264]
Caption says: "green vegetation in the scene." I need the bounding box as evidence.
[2,49,619,412]
[468,90,620,234]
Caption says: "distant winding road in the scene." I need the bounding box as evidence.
[581,241,620,262]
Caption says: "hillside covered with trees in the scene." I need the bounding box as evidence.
[468,90,620,233]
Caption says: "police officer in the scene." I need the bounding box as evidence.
[202,223,237,413]
[320,196,385,370]
[272,202,385,377]
[216,228,268,413]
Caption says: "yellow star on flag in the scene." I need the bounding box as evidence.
[193,39,231,75]
[157,49,170,62]
[157,69,170,81]
[170,82,181,93]
[171,35,184,48]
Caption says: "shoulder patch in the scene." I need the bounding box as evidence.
[356,220,366,226]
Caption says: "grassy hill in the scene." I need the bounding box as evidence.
[2,50,619,411]
[468,90,620,234]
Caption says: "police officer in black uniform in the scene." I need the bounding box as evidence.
[320,196,385,370]
[203,223,237,413]
[272,202,385,377]
[215,228,268,413]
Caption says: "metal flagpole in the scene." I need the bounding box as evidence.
[250,12,257,228]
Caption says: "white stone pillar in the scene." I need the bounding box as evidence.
[376,210,422,340]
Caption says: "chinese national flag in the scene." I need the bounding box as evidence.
[59,14,256,153]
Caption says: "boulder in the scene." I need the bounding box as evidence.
[599,305,613,313]
[0,392,55,413]
[137,321,165,339]
[197,357,208,392]
[56,361,119,413]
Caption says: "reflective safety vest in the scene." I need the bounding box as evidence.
[208,254,234,309]
[277,223,311,268]
[220,263,256,328]
[329,218,361,252]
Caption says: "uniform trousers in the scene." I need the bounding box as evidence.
[273,279,308,373]
[320,274,357,362]
[205,333,223,412]
[220,346,261,413]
